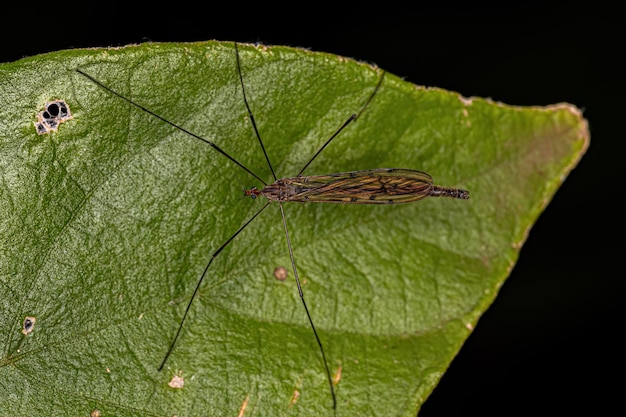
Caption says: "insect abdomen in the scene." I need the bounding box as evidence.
[430,186,470,199]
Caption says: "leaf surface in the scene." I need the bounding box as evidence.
[0,41,589,416]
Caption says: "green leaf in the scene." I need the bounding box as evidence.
[0,41,588,416]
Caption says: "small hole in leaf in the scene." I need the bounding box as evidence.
[34,99,72,135]
[22,316,36,335]
[46,102,60,117]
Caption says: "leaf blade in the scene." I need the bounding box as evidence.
[0,41,589,416]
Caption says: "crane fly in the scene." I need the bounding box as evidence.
[76,41,469,411]
[246,168,469,203]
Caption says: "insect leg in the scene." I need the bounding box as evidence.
[75,69,267,186]
[297,70,386,177]
[278,203,336,410]
[235,42,277,182]
[158,201,271,371]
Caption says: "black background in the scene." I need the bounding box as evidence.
[4,3,623,415]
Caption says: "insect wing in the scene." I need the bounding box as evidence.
[286,168,435,204]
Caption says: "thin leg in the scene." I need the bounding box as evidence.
[278,203,336,410]
[235,42,277,182]
[296,114,357,177]
[75,69,267,186]
[297,70,386,177]
[355,70,386,121]
[158,201,271,370]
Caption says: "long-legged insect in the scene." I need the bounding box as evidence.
[77,42,469,410]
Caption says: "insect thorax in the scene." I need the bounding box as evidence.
[260,180,306,202]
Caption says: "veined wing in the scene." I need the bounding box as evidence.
[281,168,434,204]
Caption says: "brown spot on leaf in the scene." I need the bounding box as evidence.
[273,266,288,281]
